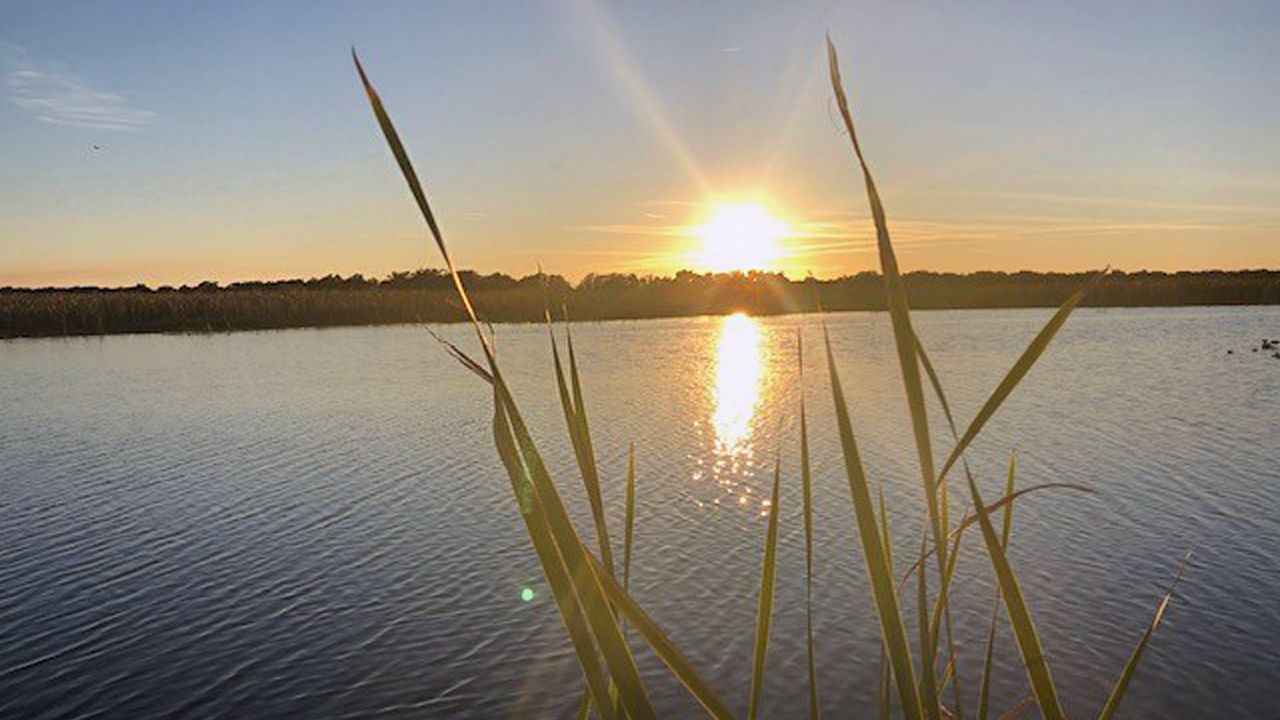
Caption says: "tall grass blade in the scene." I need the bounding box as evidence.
[913,333,966,719]
[877,489,895,720]
[492,387,618,720]
[978,452,1019,720]
[353,50,483,338]
[355,52,653,720]
[799,333,821,720]
[996,697,1036,720]
[1096,551,1192,720]
[496,378,656,720]
[823,326,923,720]
[748,460,783,720]
[624,443,637,589]
[549,321,616,575]
[826,36,946,581]
[916,533,940,720]
[964,468,1066,720]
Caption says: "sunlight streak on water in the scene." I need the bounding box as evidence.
[711,313,764,459]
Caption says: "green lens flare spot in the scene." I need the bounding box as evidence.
[520,587,535,603]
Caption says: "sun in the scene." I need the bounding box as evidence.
[693,202,790,273]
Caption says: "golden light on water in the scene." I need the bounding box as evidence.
[711,312,765,456]
[693,202,790,273]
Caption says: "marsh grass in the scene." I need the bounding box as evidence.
[354,39,1186,719]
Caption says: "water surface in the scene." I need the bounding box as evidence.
[3,306,1278,718]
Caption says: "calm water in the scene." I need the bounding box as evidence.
[3,306,1279,719]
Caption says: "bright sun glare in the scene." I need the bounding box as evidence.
[693,202,790,273]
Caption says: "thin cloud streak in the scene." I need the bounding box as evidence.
[3,44,155,131]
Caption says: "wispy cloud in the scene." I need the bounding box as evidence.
[2,43,155,131]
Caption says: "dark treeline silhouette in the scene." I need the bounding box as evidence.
[3,268,1279,339]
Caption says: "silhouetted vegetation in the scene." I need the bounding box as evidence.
[2,267,1278,339]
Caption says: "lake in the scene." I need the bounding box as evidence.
[3,306,1278,718]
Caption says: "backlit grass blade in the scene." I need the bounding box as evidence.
[799,333,820,720]
[582,549,738,720]
[624,442,636,589]
[823,326,923,720]
[978,452,1018,720]
[492,386,618,720]
[897,483,1094,589]
[1096,551,1192,720]
[549,320,616,575]
[996,697,1036,720]
[353,50,483,341]
[495,376,656,720]
[355,52,653,720]
[826,37,946,580]
[748,459,783,720]
[914,335,967,719]
[964,466,1066,720]
[877,489,894,720]
[916,532,940,720]
[935,271,1105,488]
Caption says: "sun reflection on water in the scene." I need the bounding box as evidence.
[711,312,764,459]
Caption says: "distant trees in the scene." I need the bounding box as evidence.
[1,268,1278,339]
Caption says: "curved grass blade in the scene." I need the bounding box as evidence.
[913,333,968,719]
[493,388,618,720]
[582,549,738,720]
[496,377,656,720]
[624,443,636,589]
[826,36,946,581]
[964,468,1066,720]
[748,459,783,720]
[877,489,894,720]
[935,271,1105,489]
[799,333,820,720]
[897,482,1094,590]
[978,452,1019,720]
[549,320,615,575]
[1096,551,1192,720]
[917,532,940,720]
[824,326,923,720]
[996,697,1036,720]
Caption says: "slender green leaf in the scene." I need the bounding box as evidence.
[898,482,1094,590]
[549,321,615,575]
[492,388,618,720]
[826,37,946,581]
[355,52,652,720]
[913,333,967,720]
[877,489,894,720]
[799,332,821,720]
[917,532,940,720]
[978,452,1019,720]
[824,326,922,720]
[624,443,637,589]
[748,460,783,720]
[1096,552,1192,720]
[495,376,656,720]
[964,468,1066,720]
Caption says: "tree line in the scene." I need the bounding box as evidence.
[2,268,1278,339]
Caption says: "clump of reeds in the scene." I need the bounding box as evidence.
[353,38,1188,720]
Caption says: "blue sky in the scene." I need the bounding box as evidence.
[1,0,1277,286]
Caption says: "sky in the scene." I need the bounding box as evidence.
[1,0,1277,287]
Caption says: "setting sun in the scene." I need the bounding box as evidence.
[693,202,790,273]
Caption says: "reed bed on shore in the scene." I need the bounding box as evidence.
[354,39,1187,719]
